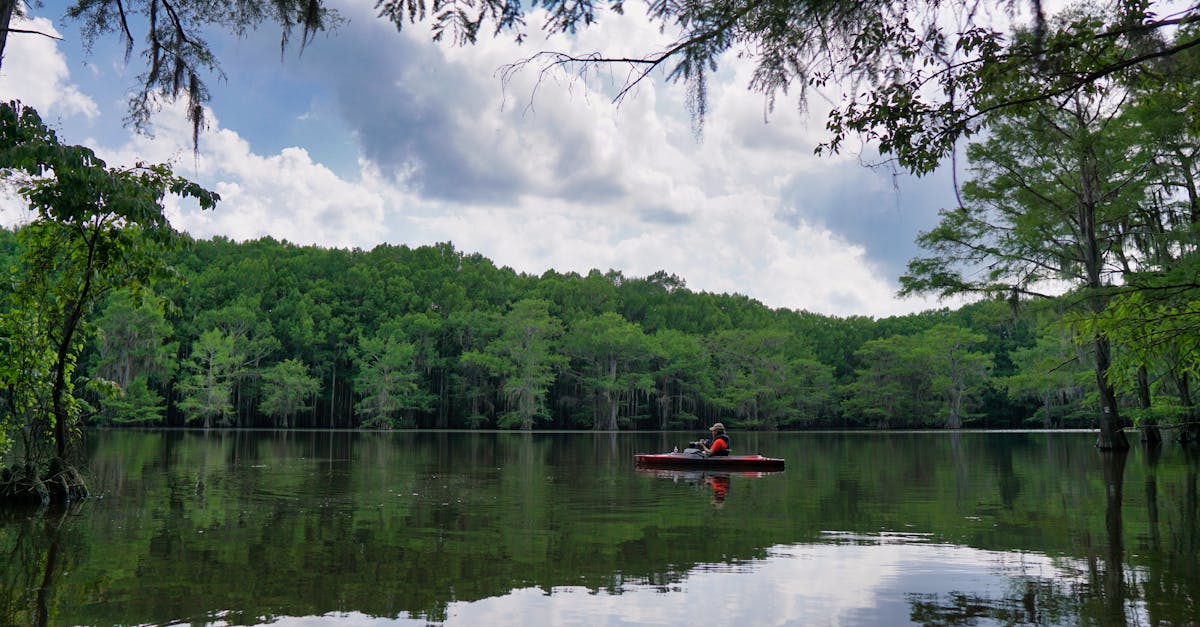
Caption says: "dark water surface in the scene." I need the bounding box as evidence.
[2,430,1198,625]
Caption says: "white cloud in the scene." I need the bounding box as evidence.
[0,3,951,317]
[91,100,391,250]
[0,16,98,119]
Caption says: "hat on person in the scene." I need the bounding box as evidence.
[710,422,725,432]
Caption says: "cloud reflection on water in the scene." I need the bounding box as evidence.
[268,537,1114,626]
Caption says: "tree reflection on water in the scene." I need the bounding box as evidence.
[904,445,1199,625]
[0,431,1197,625]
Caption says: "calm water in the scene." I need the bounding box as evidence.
[2,430,1198,625]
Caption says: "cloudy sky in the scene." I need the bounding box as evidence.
[0,1,965,318]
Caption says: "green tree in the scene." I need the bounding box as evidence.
[1004,323,1093,429]
[195,299,281,424]
[477,299,565,430]
[447,309,503,428]
[352,323,433,429]
[0,305,54,459]
[96,375,165,424]
[259,359,320,428]
[922,324,993,429]
[92,291,176,390]
[177,329,240,428]
[901,13,1159,448]
[394,312,448,428]
[564,312,652,430]
[841,334,935,429]
[788,356,837,426]
[706,329,802,430]
[647,329,708,430]
[1076,25,1200,443]
[0,101,216,467]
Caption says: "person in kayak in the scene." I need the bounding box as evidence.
[700,423,730,456]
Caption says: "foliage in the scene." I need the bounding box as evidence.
[92,291,177,391]
[0,231,1168,432]
[841,324,992,429]
[0,100,216,462]
[21,0,341,148]
[96,375,166,424]
[564,312,651,430]
[399,0,1193,174]
[923,324,993,429]
[0,304,55,458]
[646,329,708,429]
[259,358,320,428]
[480,299,565,430]
[177,328,239,427]
[1003,322,1093,428]
[842,333,936,429]
[352,321,433,429]
[898,8,1185,448]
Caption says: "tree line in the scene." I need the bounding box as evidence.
[0,227,1171,434]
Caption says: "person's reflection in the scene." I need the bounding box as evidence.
[704,474,730,507]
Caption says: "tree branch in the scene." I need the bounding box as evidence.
[0,28,62,40]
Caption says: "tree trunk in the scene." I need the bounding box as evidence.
[657,380,671,430]
[947,382,964,429]
[437,370,448,429]
[0,0,17,69]
[594,358,619,430]
[1043,391,1054,429]
[1075,117,1127,451]
[1178,371,1200,444]
[1137,364,1161,445]
[1093,336,1128,450]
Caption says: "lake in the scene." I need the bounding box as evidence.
[2,430,1197,625]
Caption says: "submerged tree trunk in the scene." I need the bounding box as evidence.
[1,458,89,505]
[1100,450,1128,618]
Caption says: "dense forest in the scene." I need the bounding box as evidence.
[0,227,1158,433]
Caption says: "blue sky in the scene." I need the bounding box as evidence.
[0,0,965,317]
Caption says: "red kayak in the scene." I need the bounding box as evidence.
[634,452,785,471]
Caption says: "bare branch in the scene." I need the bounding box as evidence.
[0,28,63,41]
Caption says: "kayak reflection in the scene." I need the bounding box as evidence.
[635,467,782,506]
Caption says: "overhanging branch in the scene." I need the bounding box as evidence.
[1,28,63,41]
